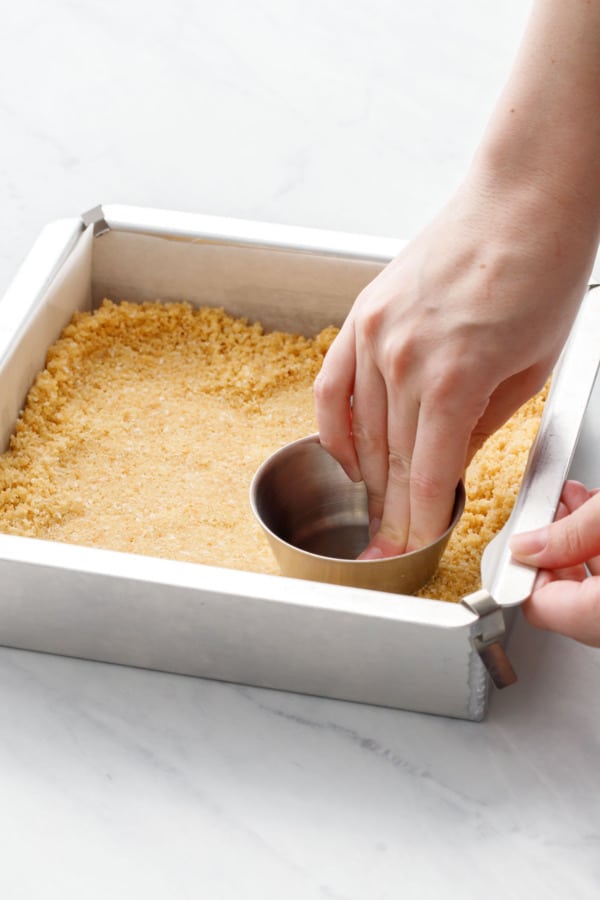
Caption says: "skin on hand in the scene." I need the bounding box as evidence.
[510,481,600,647]
[315,188,590,557]
[314,0,600,559]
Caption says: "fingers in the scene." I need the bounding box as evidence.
[360,363,484,555]
[317,312,421,558]
[535,562,589,584]
[351,335,392,536]
[356,391,419,555]
[314,321,361,482]
[510,487,600,569]
[558,484,600,579]
[356,357,474,554]
[522,575,600,648]
[400,395,471,550]
[353,368,418,558]
[560,479,593,514]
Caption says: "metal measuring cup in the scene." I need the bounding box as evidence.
[250,434,465,594]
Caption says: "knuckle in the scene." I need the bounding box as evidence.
[559,521,587,562]
[313,368,333,403]
[355,308,417,379]
[386,453,446,502]
[353,283,377,315]
[409,469,445,503]
[426,362,470,405]
[386,449,412,487]
[352,419,385,451]
[363,308,388,343]
[383,334,417,384]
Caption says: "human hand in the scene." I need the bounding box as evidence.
[509,480,600,647]
[314,0,600,560]
[314,174,592,558]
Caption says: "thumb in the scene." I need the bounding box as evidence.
[510,492,600,569]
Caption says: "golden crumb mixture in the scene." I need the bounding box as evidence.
[0,298,545,601]
[0,300,336,574]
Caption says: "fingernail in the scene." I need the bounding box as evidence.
[509,526,548,558]
[359,533,406,560]
[359,545,385,560]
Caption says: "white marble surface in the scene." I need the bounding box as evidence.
[1,1,600,897]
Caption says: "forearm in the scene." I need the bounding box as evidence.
[469,0,600,274]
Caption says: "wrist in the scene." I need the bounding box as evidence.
[466,0,600,257]
[465,140,600,286]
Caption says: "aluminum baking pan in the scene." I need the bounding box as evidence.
[0,205,598,721]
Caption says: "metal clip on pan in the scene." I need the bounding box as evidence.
[461,285,600,689]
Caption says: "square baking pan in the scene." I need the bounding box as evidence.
[0,205,598,721]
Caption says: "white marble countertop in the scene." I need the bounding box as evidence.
[1,1,599,897]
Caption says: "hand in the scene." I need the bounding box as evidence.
[314,0,600,560]
[510,480,600,647]
[314,173,591,557]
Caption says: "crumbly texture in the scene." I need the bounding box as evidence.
[0,298,545,602]
[0,300,336,574]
